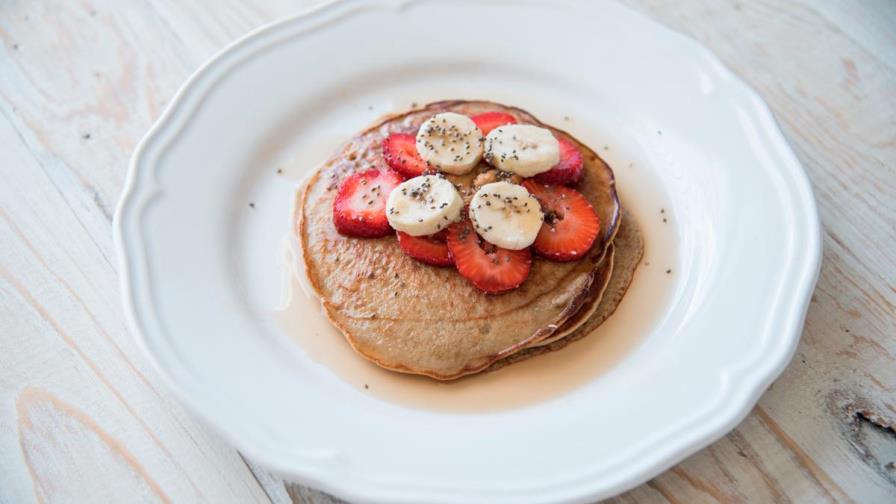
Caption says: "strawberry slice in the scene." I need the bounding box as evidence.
[446,219,532,293]
[383,133,429,178]
[522,181,600,261]
[533,136,584,185]
[471,112,518,136]
[397,230,453,267]
[333,168,402,238]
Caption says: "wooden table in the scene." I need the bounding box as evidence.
[2,1,893,502]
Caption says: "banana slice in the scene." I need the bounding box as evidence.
[469,181,543,250]
[415,112,483,175]
[484,124,560,177]
[386,175,463,236]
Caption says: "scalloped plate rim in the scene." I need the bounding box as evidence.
[113,1,822,502]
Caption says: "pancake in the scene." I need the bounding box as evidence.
[520,209,626,349]
[299,100,621,380]
[484,209,643,373]
[522,207,642,350]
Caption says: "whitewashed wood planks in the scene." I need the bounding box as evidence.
[1,1,892,502]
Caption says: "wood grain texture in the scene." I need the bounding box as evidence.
[1,1,892,503]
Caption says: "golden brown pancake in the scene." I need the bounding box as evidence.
[299,100,621,380]
[484,210,643,372]
[523,208,642,349]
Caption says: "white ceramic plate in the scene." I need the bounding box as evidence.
[114,1,821,502]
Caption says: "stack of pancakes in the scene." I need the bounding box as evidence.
[299,101,643,380]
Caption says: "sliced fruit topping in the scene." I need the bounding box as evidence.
[469,181,543,250]
[471,111,518,136]
[333,168,403,238]
[522,180,600,261]
[533,136,584,185]
[415,112,483,175]
[484,124,560,177]
[383,133,429,178]
[396,230,453,267]
[386,175,463,235]
[446,219,532,293]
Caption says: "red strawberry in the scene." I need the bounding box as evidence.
[396,230,453,267]
[446,219,532,293]
[471,112,518,136]
[522,181,600,261]
[333,168,402,238]
[533,136,584,185]
[383,133,429,178]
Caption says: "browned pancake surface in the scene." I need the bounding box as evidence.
[299,101,620,379]
[521,208,643,349]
